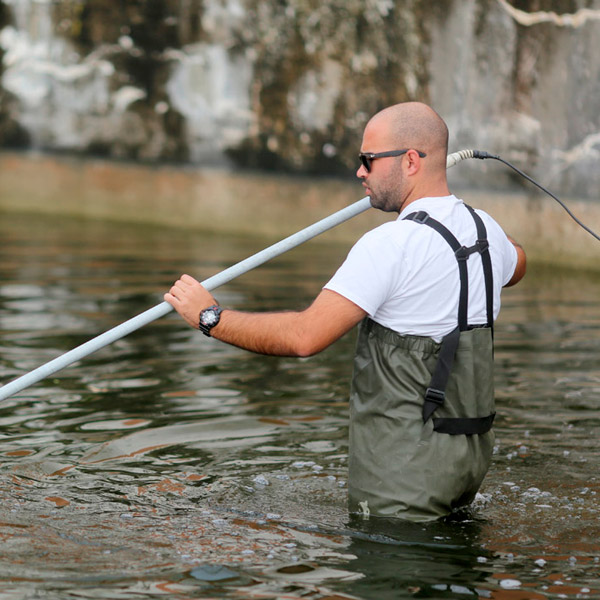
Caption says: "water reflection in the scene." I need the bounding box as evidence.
[333,515,490,599]
[0,209,599,599]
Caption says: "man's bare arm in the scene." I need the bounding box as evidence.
[164,275,367,357]
[505,236,527,287]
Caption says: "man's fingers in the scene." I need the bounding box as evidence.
[170,279,192,298]
[180,273,198,285]
[164,291,179,306]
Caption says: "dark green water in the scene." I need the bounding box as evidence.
[0,208,599,599]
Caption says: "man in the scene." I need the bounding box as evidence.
[165,102,526,522]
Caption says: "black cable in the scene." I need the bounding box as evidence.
[471,150,600,243]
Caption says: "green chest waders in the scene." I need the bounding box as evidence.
[348,205,496,522]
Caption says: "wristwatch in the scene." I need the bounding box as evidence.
[198,304,223,336]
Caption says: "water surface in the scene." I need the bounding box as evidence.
[0,209,599,599]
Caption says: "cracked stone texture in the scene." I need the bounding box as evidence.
[0,0,598,198]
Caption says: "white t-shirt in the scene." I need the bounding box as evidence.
[324,195,517,342]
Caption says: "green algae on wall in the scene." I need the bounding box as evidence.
[227,0,437,174]
[0,2,29,147]
[0,0,599,199]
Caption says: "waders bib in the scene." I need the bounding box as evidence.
[348,205,496,522]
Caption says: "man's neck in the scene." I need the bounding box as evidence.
[399,186,451,213]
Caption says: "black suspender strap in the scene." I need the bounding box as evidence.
[405,211,470,331]
[433,413,496,436]
[422,326,460,423]
[465,205,494,329]
[403,206,495,435]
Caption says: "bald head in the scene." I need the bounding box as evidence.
[368,102,449,170]
[358,102,451,211]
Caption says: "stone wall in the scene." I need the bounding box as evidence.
[0,0,599,197]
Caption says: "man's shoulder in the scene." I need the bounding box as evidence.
[471,206,508,235]
[361,218,426,246]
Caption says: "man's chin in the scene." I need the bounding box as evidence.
[369,196,395,213]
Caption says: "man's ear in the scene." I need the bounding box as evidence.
[405,149,423,174]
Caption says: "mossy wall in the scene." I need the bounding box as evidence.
[0,0,598,197]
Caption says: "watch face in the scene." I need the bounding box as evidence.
[201,310,218,326]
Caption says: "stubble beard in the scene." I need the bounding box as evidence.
[366,166,407,213]
[368,182,405,214]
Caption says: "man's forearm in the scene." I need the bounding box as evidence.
[165,276,366,358]
[210,309,315,357]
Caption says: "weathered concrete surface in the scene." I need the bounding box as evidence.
[0,151,597,270]
[0,0,599,198]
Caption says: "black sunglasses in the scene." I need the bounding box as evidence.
[359,149,427,172]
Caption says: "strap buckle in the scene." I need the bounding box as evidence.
[455,238,489,261]
[412,211,429,224]
[425,387,446,405]
[476,239,489,253]
[454,246,469,262]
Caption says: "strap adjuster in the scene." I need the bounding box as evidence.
[455,238,489,261]
[425,387,446,405]
[412,211,429,224]
[476,239,489,253]
[454,246,470,261]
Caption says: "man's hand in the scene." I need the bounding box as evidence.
[164,274,217,329]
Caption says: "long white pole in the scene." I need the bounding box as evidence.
[0,151,470,402]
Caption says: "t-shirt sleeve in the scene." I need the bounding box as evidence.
[477,209,518,286]
[501,239,518,286]
[323,227,402,316]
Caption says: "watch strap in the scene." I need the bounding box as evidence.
[198,305,223,336]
